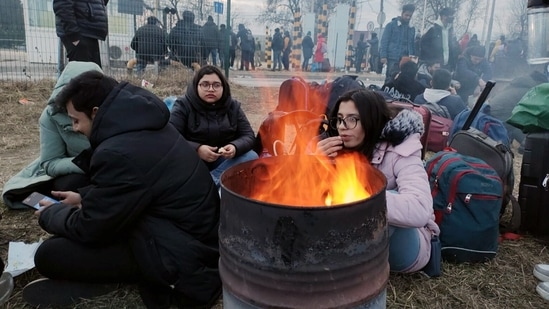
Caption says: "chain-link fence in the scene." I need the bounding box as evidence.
[0,0,237,82]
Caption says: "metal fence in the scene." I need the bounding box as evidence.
[0,0,239,82]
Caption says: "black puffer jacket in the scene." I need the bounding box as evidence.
[167,11,203,66]
[53,0,109,42]
[202,20,220,49]
[131,23,167,58]
[169,85,256,157]
[39,82,221,304]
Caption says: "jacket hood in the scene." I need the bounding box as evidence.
[185,82,230,113]
[423,88,451,103]
[381,109,424,146]
[90,82,170,147]
[417,63,432,78]
[48,61,103,109]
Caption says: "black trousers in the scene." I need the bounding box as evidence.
[61,36,102,68]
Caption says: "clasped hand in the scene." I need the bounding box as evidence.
[198,144,236,162]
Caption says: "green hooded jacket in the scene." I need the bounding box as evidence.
[2,61,101,209]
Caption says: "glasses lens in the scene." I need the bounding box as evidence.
[200,82,222,90]
[347,117,358,129]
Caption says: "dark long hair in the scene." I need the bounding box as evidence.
[328,89,392,160]
[192,65,231,103]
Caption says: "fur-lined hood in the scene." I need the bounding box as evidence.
[381,108,424,146]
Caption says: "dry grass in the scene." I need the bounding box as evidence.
[0,75,548,308]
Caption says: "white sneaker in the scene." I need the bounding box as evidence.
[534,264,549,282]
[537,282,549,301]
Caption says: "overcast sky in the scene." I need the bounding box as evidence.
[224,0,515,40]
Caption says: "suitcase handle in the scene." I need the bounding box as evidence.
[462,80,496,131]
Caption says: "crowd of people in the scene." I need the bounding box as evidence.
[1,2,549,308]
[129,10,261,74]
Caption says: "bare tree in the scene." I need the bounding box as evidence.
[459,0,484,36]
[507,0,527,39]
[398,0,482,37]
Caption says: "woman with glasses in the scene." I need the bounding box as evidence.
[316,89,440,275]
[170,65,258,188]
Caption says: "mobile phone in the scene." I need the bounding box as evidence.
[22,192,59,210]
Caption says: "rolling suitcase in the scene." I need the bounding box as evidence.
[448,81,519,231]
[519,132,549,235]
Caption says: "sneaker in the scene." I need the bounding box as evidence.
[534,264,549,282]
[23,278,118,308]
[537,282,549,301]
[0,272,14,305]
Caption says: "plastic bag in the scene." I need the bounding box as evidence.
[507,83,549,133]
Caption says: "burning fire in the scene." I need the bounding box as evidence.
[248,152,385,207]
[245,71,385,207]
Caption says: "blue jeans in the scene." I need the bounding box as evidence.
[207,150,258,188]
[272,50,282,70]
[388,226,421,272]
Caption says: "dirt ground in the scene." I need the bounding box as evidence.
[0,74,549,308]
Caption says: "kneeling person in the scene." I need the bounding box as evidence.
[23,71,221,308]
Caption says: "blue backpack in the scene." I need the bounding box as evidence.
[450,106,510,147]
[425,151,503,263]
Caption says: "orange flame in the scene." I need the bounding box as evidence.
[247,70,385,207]
[248,152,384,207]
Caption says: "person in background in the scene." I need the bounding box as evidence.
[453,45,492,103]
[218,24,228,68]
[301,31,314,71]
[420,7,459,71]
[169,65,258,188]
[315,89,439,274]
[237,24,253,71]
[130,16,167,75]
[414,68,467,119]
[381,60,425,101]
[282,30,293,71]
[271,28,283,71]
[228,26,238,69]
[53,0,108,67]
[467,34,480,48]
[380,3,416,82]
[355,33,368,73]
[416,60,441,88]
[367,32,380,73]
[202,15,220,66]
[167,10,203,70]
[459,33,470,53]
[22,71,221,308]
[2,62,101,210]
[313,34,327,72]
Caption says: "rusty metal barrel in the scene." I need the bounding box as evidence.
[219,156,389,309]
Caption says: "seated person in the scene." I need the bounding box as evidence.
[22,71,221,308]
[316,89,439,273]
[381,60,425,102]
[416,60,441,88]
[2,62,100,210]
[454,45,492,103]
[414,68,467,119]
[169,65,258,187]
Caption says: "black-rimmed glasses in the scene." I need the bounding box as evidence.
[198,82,223,91]
[329,116,360,129]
